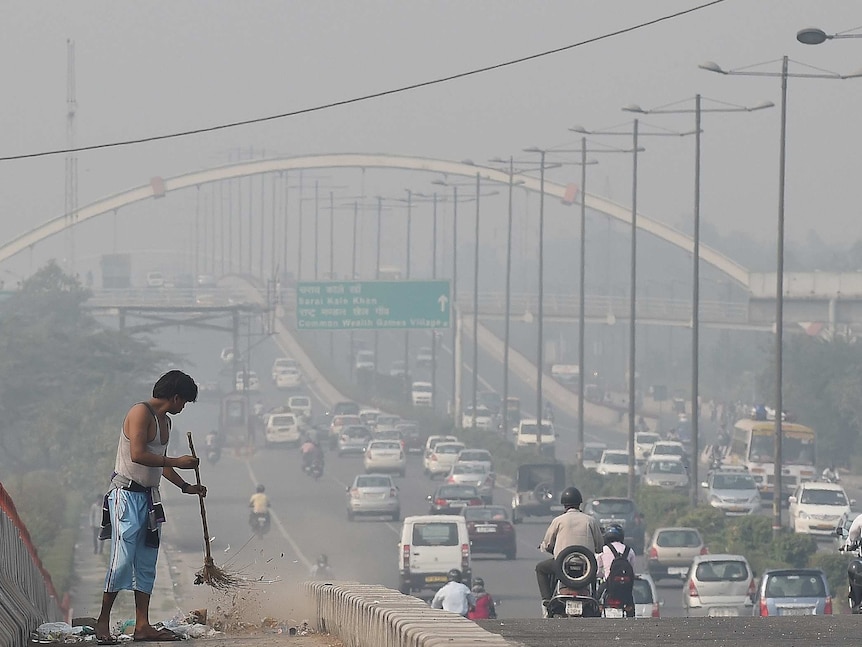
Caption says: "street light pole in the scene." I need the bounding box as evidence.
[627,120,639,499]
[471,174,481,430]
[503,158,515,440]
[700,55,861,533]
[432,192,439,412]
[405,189,413,402]
[578,140,587,470]
[623,95,773,506]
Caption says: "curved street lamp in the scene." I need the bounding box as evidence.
[797,27,862,45]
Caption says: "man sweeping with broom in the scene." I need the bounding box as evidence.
[95,370,206,644]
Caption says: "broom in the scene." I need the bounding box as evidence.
[187,431,240,590]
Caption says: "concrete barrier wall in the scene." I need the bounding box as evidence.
[303,581,515,647]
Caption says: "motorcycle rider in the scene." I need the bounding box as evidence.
[843,511,862,612]
[822,463,840,484]
[309,554,334,580]
[466,577,496,620]
[595,524,637,615]
[535,486,603,615]
[430,569,476,617]
[300,435,324,472]
[248,484,271,534]
[205,430,221,463]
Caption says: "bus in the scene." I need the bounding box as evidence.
[726,417,817,498]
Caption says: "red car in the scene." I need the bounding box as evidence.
[462,505,517,560]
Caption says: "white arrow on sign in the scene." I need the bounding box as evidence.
[437,294,449,312]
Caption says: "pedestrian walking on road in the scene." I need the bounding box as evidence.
[94,370,207,645]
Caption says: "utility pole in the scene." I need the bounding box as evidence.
[64,39,79,274]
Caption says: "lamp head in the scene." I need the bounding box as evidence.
[621,104,647,114]
[750,100,775,111]
[523,146,542,153]
[796,27,829,45]
[698,61,726,74]
[568,125,589,134]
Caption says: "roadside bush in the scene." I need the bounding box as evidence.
[634,488,690,531]
[676,506,727,551]
[770,530,818,568]
[724,515,774,555]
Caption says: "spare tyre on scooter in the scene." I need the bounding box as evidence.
[547,545,600,618]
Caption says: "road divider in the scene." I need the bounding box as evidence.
[303,581,515,647]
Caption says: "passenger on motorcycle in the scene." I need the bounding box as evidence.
[431,569,476,617]
[466,577,496,620]
[309,554,334,580]
[535,486,603,612]
[248,484,271,532]
[595,523,637,616]
[300,437,324,469]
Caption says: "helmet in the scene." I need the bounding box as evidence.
[849,560,862,587]
[256,484,265,493]
[603,523,625,544]
[471,577,485,592]
[317,554,328,566]
[560,486,583,509]
[447,568,462,583]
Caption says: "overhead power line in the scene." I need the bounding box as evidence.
[0,0,728,163]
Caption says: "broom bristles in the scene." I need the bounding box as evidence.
[194,557,243,590]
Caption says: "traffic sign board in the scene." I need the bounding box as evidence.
[296,280,451,330]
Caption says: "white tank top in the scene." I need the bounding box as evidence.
[114,402,169,487]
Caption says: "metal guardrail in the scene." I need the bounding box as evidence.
[0,486,65,646]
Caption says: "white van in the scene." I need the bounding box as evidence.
[264,413,300,446]
[515,419,556,457]
[398,515,471,594]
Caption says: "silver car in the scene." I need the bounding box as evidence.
[642,456,689,490]
[683,554,755,617]
[753,568,832,616]
[346,473,400,521]
[446,461,494,504]
[702,470,761,515]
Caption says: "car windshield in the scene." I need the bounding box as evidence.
[636,433,661,445]
[436,444,465,455]
[713,474,757,490]
[270,415,295,426]
[656,529,701,548]
[590,500,635,515]
[695,560,749,582]
[439,486,478,498]
[521,424,554,435]
[800,489,848,505]
[460,451,490,462]
[632,579,654,604]
[583,446,606,461]
[356,476,391,488]
[453,463,487,475]
[603,452,628,465]
[376,431,402,441]
[463,507,509,521]
[648,460,685,474]
[413,384,432,393]
[413,523,458,547]
[371,441,401,451]
[654,444,684,456]
[765,573,827,598]
[344,427,371,439]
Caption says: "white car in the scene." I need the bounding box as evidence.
[633,432,662,461]
[642,456,689,490]
[416,346,433,367]
[359,408,382,427]
[461,406,493,431]
[789,482,854,536]
[597,449,641,477]
[235,370,260,392]
[146,271,165,288]
[423,442,466,478]
[515,419,556,458]
[355,350,376,372]
[264,412,300,446]
[649,441,687,462]
[411,381,433,407]
[363,440,406,476]
[583,442,608,470]
[457,448,493,474]
[446,461,494,504]
[272,357,298,381]
[287,395,312,420]
[375,414,401,434]
[275,367,302,390]
[702,470,761,516]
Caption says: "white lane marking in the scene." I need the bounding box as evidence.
[244,460,313,571]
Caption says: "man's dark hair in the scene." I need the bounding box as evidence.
[153,370,198,402]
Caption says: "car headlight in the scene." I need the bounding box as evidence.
[710,495,721,503]
[798,511,810,520]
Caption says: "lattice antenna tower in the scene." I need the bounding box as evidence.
[64,38,78,272]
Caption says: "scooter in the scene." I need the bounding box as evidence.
[543,545,602,618]
[249,512,270,538]
[303,457,324,479]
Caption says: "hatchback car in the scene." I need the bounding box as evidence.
[346,473,400,521]
[583,497,647,553]
[271,357,298,381]
[330,415,362,447]
[427,484,483,514]
[597,450,641,477]
[753,568,832,616]
[359,408,382,427]
[461,406,494,431]
[424,442,466,478]
[683,554,755,617]
[287,395,312,420]
[337,425,373,456]
[789,482,854,536]
[647,527,707,581]
[396,422,423,454]
[633,432,662,461]
[633,574,661,618]
[363,439,406,476]
[703,470,761,515]
[642,456,689,490]
[582,442,608,470]
[457,448,494,473]
[275,367,302,390]
[650,441,688,467]
[461,505,516,559]
[446,461,495,504]
[375,414,402,433]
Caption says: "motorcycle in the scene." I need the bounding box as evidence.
[543,545,601,618]
[249,512,270,538]
[837,524,862,612]
[303,457,324,479]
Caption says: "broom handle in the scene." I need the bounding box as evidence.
[186,431,214,563]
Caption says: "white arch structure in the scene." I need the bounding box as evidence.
[0,153,750,287]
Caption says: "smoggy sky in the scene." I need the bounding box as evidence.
[1,1,861,280]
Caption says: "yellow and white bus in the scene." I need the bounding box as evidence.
[725,417,817,498]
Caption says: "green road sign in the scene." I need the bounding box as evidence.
[296,280,451,330]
